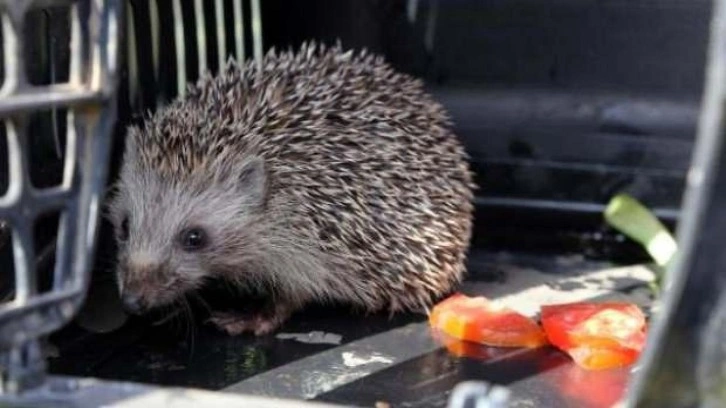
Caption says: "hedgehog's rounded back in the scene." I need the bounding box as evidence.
[108,42,474,318]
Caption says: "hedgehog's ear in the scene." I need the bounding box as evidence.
[236,156,268,207]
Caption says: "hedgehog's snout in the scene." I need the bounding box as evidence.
[121,292,143,315]
[120,259,175,314]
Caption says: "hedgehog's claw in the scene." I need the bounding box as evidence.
[208,304,292,336]
[207,311,275,336]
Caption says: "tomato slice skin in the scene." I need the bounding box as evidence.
[541,302,647,370]
[429,294,548,348]
[567,345,640,370]
[431,331,507,360]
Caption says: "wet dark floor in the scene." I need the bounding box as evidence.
[47,250,644,407]
[49,305,424,389]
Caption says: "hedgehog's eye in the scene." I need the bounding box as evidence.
[119,216,130,242]
[178,227,208,252]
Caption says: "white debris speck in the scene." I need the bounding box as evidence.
[341,352,393,367]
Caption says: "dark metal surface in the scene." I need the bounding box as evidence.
[46,251,650,407]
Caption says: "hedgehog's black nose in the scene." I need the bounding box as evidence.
[121,293,143,314]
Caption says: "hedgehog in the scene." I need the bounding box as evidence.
[107,42,475,336]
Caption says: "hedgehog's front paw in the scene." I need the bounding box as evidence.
[208,303,293,336]
[207,311,278,336]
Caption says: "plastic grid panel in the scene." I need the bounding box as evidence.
[0,0,119,394]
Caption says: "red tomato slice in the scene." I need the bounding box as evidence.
[567,345,640,371]
[541,302,647,370]
[541,302,646,350]
[430,294,548,348]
